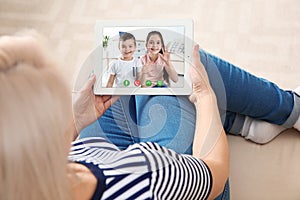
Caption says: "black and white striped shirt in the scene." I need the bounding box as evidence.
[68,137,212,200]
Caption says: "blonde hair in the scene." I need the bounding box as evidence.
[0,32,72,200]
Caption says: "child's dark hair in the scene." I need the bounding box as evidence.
[145,31,170,86]
[119,32,136,46]
[145,31,165,54]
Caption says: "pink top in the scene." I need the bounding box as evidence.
[140,54,166,87]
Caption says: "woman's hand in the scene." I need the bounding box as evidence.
[189,45,229,199]
[72,74,119,133]
[189,45,212,103]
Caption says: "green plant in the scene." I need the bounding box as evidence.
[102,35,110,48]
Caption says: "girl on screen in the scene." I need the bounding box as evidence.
[140,31,178,87]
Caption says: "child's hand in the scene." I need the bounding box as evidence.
[160,47,171,65]
[189,45,212,103]
[72,74,119,133]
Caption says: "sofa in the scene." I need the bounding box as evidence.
[228,128,300,199]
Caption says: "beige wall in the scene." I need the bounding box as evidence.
[1,0,299,89]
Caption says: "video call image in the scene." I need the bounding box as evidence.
[98,26,186,89]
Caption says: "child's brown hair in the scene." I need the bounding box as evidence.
[119,32,136,46]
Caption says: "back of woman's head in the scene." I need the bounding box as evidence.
[0,32,72,200]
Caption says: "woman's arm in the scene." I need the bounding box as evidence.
[190,45,229,199]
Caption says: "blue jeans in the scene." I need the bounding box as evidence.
[80,50,299,199]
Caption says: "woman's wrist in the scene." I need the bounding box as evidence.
[191,86,215,104]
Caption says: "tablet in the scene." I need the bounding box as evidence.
[93,19,194,95]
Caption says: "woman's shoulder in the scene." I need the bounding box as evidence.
[129,142,192,161]
[129,142,213,199]
[70,137,120,152]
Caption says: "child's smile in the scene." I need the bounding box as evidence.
[147,34,162,55]
[119,38,136,60]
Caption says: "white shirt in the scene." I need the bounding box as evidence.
[108,58,142,87]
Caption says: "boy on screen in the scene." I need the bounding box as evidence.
[106,32,142,88]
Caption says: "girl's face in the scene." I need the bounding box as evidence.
[147,34,162,55]
[119,38,136,60]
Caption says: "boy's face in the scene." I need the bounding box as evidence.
[147,34,162,55]
[119,38,136,60]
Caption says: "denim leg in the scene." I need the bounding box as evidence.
[135,95,232,199]
[135,95,196,154]
[136,50,297,148]
[82,50,296,148]
[79,96,138,149]
[200,50,295,127]
[80,50,294,150]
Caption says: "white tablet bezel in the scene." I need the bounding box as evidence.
[93,19,194,95]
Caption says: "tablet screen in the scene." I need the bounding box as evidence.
[93,19,193,95]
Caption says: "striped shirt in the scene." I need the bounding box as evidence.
[68,137,212,200]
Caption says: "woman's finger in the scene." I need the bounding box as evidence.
[81,74,96,92]
[189,44,211,90]
[104,95,119,109]
[192,44,201,67]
